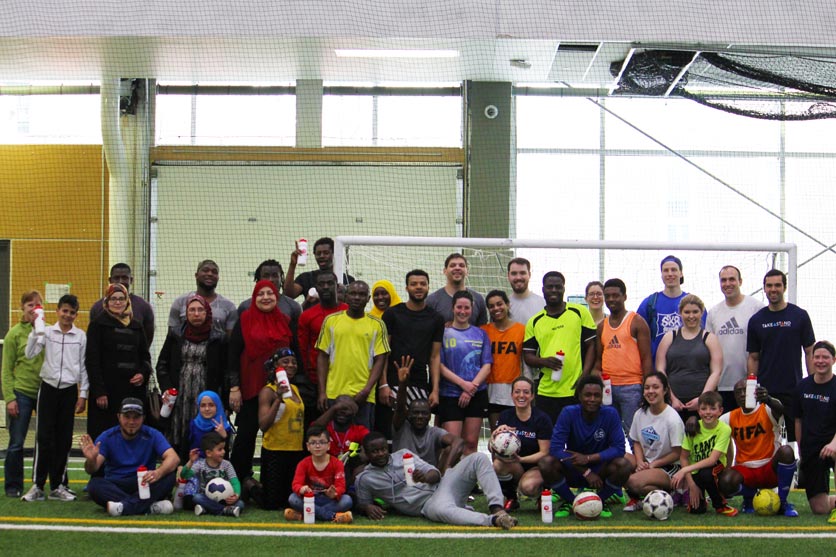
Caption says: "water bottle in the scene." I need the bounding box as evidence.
[137,466,151,500]
[33,305,46,336]
[275,367,292,399]
[403,452,415,486]
[173,476,188,510]
[745,373,757,409]
[602,373,612,406]
[303,493,315,524]
[551,350,565,382]
[160,388,178,418]
[297,238,308,266]
[541,489,553,523]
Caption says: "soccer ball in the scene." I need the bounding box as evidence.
[490,431,522,458]
[642,489,674,521]
[573,492,603,520]
[753,489,780,516]
[205,478,235,502]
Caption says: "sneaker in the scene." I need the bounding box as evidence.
[48,485,77,502]
[716,504,738,517]
[222,506,241,518]
[828,508,836,524]
[492,511,518,530]
[107,501,124,516]
[333,511,353,524]
[194,504,205,516]
[284,508,303,521]
[622,498,642,512]
[600,503,613,518]
[21,485,45,502]
[741,498,755,514]
[504,498,520,512]
[555,501,573,518]
[150,500,174,515]
[781,502,799,518]
[6,488,22,498]
[688,498,707,515]
[606,492,627,505]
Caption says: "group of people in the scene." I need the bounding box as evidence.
[3,243,836,527]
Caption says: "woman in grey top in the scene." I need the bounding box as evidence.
[655,294,723,422]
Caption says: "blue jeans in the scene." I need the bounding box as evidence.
[288,492,352,521]
[612,384,642,433]
[87,473,175,515]
[193,492,245,515]
[4,391,36,494]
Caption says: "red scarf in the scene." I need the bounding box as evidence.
[183,294,213,343]
[239,280,292,399]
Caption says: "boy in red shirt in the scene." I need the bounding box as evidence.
[285,425,353,523]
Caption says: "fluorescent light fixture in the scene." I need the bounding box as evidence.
[335,49,459,59]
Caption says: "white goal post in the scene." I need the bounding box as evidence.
[334,236,798,303]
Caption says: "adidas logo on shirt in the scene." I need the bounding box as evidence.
[607,335,622,349]
[717,317,745,336]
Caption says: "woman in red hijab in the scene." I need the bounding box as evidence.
[228,280,293,488]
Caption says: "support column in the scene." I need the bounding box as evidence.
[296,79,323,148]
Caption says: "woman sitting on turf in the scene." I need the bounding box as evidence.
[622,371,684,511]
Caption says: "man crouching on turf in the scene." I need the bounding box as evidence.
[355,431,517,529]
[538,375,632,518]
[80,398,179,516]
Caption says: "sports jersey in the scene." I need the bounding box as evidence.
[262,384,305,451]
[440,325,492,398]
[298,302,348,383]
[291,455,347,497]
[496,407,553,458]
[720,403,780,468]
[481,322,525,384]
[549,404,625,463]
[747,303,815,394]
[793,374,836,460]
[523,304,596,398]
[316,311,390,403]
[628,405,684,463]
[382,303,445,390]
[681,420,732,472]
[600,312,643,386]
[637,290,706,361]
[96,424,171,481]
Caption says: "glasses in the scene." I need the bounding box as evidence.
[307,440,329,447]
[586,292,603,298]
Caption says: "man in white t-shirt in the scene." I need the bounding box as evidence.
[705,265,763,412]
[507,257,545,381]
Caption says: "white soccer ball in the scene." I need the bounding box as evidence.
[572,492,603,520]
[642,489,674,520]
[490,431,522,458]
[205,478,235,502]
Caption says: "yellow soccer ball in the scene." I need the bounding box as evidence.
[753,489,780,516]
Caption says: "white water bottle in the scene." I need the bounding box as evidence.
[745,373,757,409]
[403,452,415,486]
[602,373,612,406]
[33,305,46,336]
[303,493,315,524]
[173,476,188,510]
[541,489,553,523]
[160,388,178,418]
[137,466,151,500]
[297,238,308,266]
[275,367,292,399]
[551,350,565,382]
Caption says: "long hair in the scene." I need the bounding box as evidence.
[639,371,672,411]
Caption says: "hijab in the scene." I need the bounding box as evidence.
[103,283,132,327]
[369,279,402,318]
[192,390,231,435]
[184,294,213,343]
[239,280,292,399]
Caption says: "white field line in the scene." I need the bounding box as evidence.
[2,524,836,539]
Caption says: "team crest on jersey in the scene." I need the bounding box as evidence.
[594,428,606,442]
[641,426,660,446]
[656,313,682,337]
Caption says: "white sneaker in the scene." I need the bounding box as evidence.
[194,504,205,516]
[222,506,241,517]
[107,501,124,516]
[48,485,77,501]
[21,485,45,502]
[151,500,174,515]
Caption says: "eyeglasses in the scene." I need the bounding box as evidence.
[586,292,603,298]
[306,440,329,447]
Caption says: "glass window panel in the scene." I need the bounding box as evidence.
[0,95,101,144]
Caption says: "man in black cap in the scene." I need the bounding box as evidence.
[79,397,179,516]
[637,255,705,361]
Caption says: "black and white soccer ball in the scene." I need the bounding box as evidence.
[642,489,674,520]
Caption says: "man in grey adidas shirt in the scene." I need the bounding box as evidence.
[705,265,763,412]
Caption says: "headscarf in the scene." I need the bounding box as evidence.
[184,294,213,343]
[103,283,132,327]
[239,280,292,399]
[192,390,231,436]
[369,279,402,318]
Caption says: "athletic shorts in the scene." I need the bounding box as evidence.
[800,455,835,499]
[438,390,489,423]
[731,461,777,489]
[660,463,681,480]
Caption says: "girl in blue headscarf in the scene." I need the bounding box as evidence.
[189,390,234,456]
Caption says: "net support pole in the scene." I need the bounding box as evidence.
[334,236,798,303]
